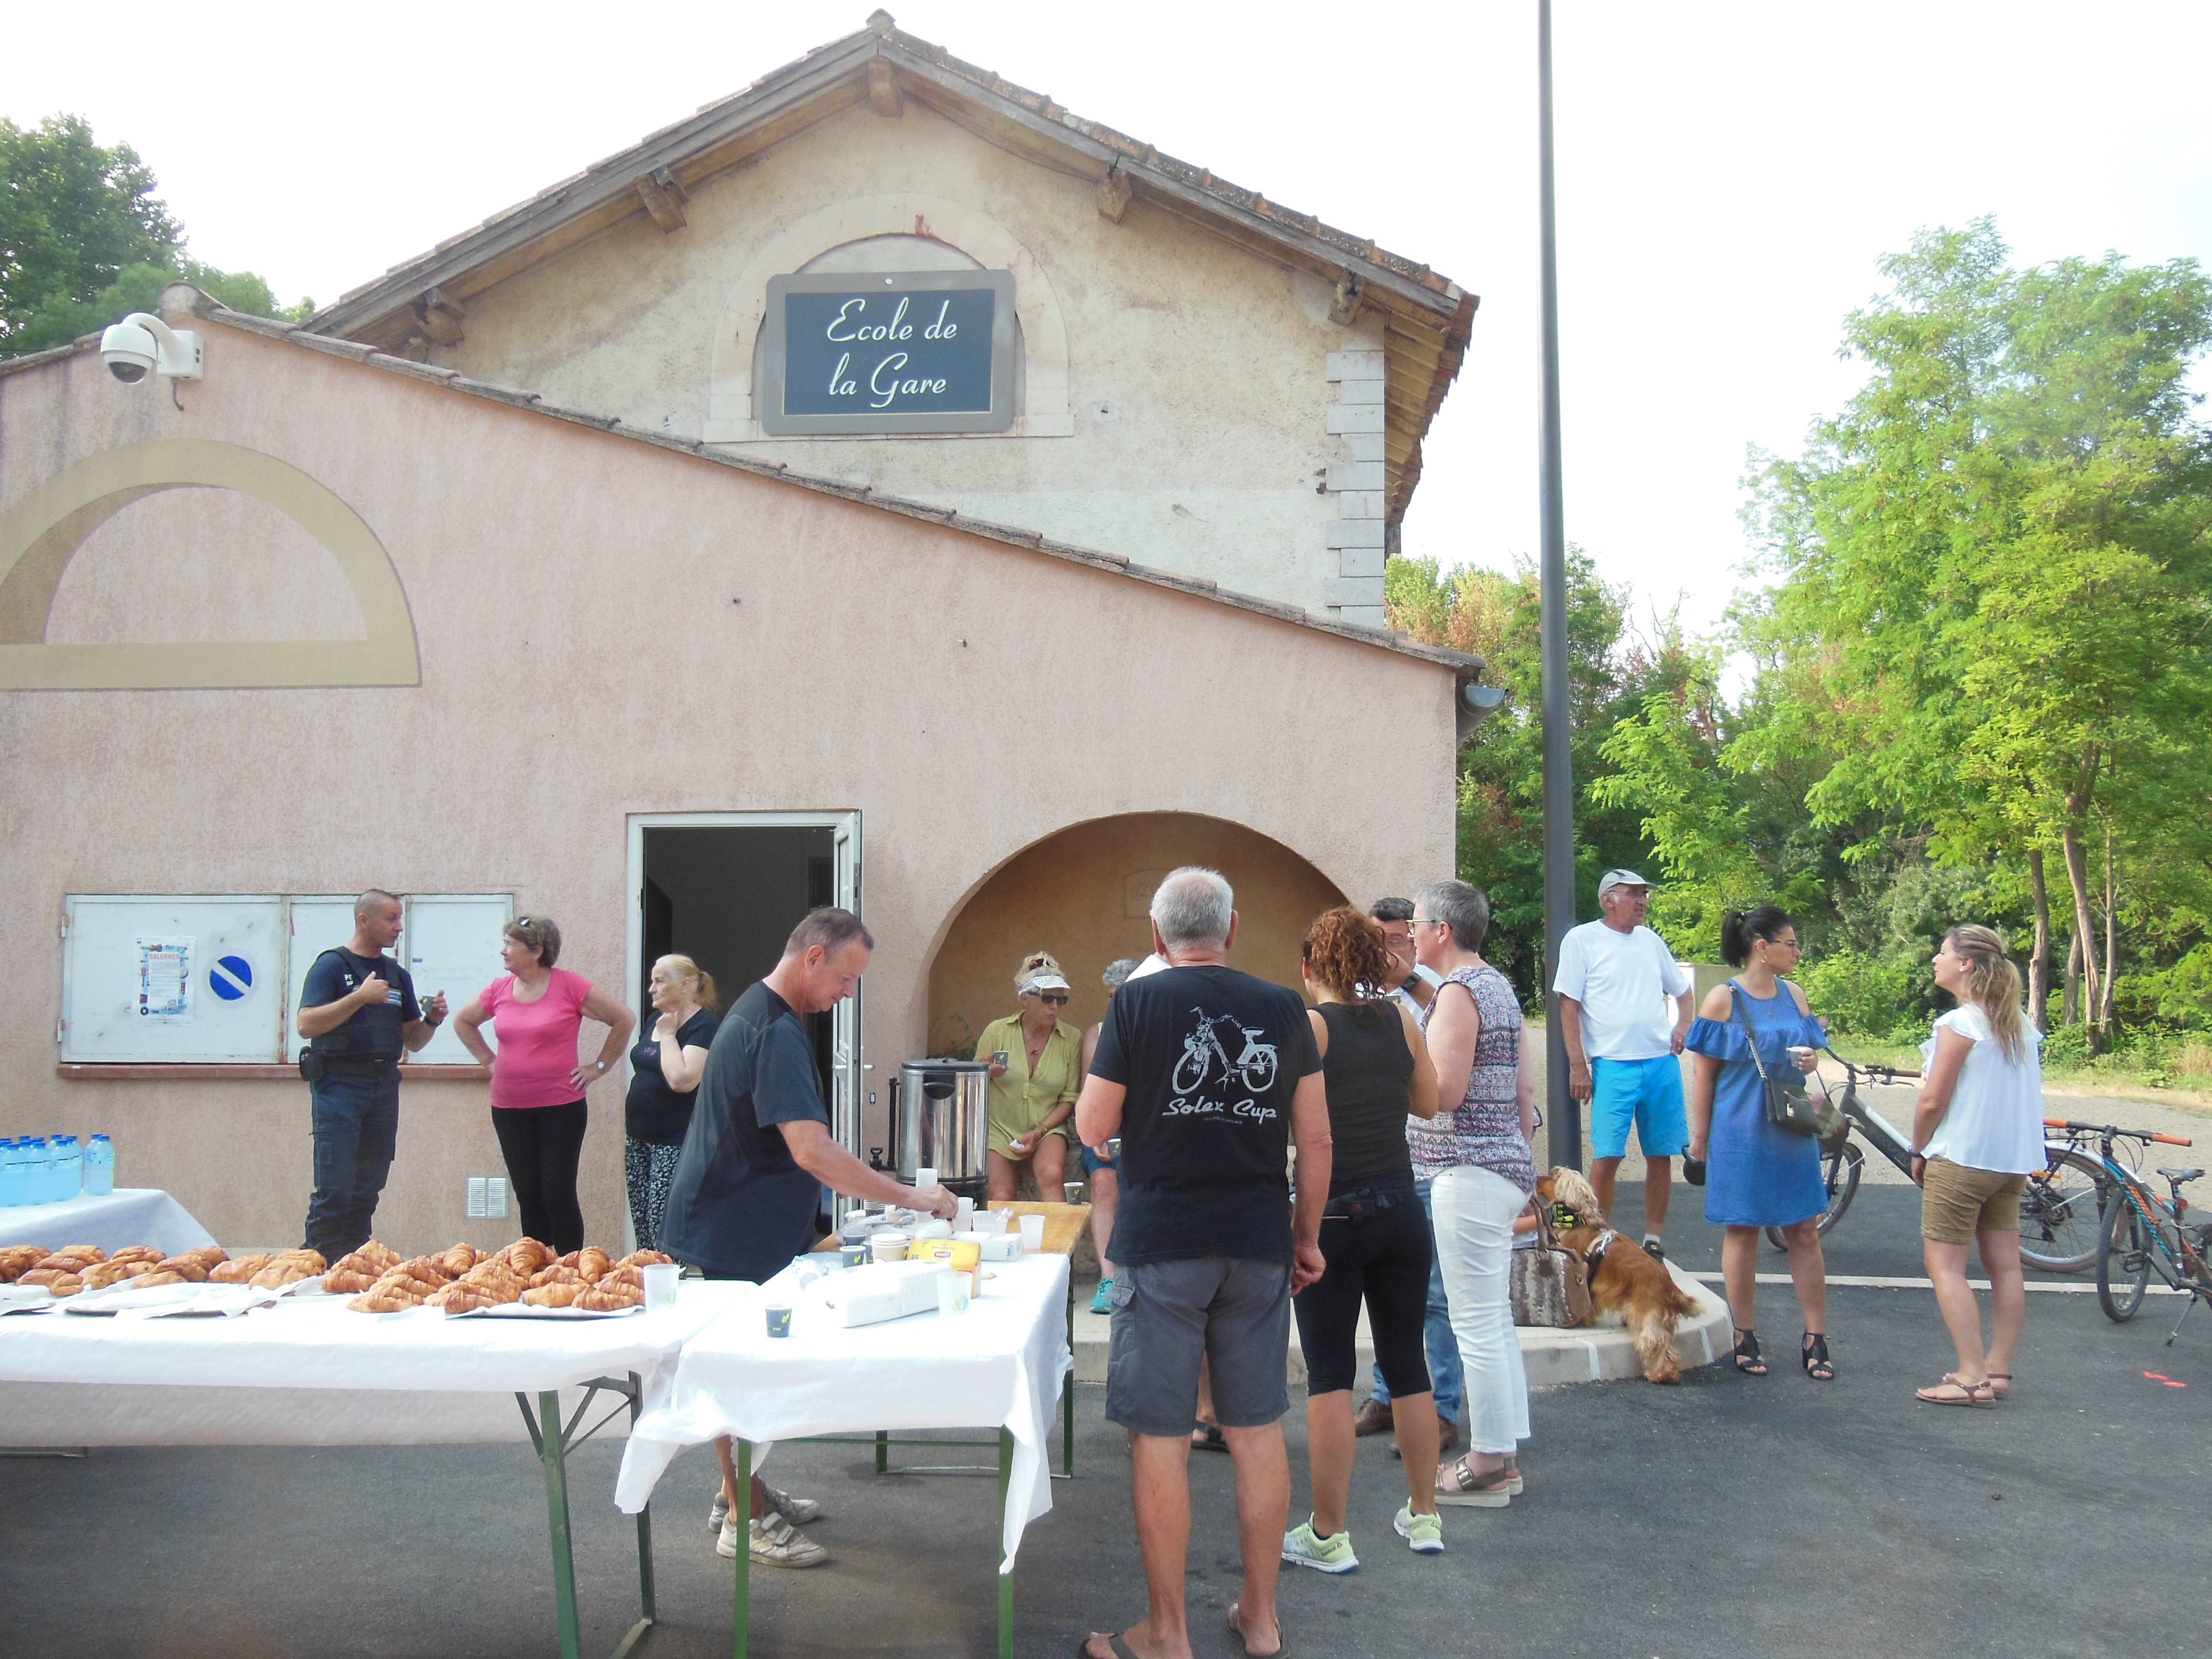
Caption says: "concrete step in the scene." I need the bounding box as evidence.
[1070,1263,1730,1390]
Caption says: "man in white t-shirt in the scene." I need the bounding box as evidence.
[1554,870,1694,1258]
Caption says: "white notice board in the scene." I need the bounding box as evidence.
[402,895,513,1065]
[284,897,366,1063]
[62,897,285,1062]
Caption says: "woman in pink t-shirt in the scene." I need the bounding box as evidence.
[453,914,635,1252]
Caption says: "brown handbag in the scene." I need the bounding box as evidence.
[1509,1202,1592,1328]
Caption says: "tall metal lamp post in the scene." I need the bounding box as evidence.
[1536,0,1580,1167]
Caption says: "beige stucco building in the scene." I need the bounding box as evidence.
[0,12,1483,1253]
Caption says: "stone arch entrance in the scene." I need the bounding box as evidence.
[923,812,1348,1058]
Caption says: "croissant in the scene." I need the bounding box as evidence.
[452,1275,523,1307]
[601,1263,646,1291]
[439,1243,482,1276]
[249,1263,314,1289]
[323,1268,380,1294]
[20,1267,79,1289]
[521,1281,588,1307]
[48,1274,85,1297]
[151,1259,208,1282]
[52,1245,108,1264]
[173,1245,229,1269]
[429,1282,504,1314]
[574,1247,613,1282]
[209,1253,274,1283]
[528,1262,585,1290]
[614,1250,673,1270]
[84,1260,157,1290]
[108,1243,164,1261]
[499,1237,555,1273]
[349,1286,424,1312]
[575,1282,643,1312]
[273,1249,327,1273]
[131,1270,188,1288]
[31,1251,101,1274]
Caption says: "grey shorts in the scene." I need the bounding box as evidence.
[1105,1256,1291,1438]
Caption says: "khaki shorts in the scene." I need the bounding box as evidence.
[1921,1158,2027,1244]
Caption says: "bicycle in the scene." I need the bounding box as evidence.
[1761,1054,2107,1273]
[2057,1118,2212,1342]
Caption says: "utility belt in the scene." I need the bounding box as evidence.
[1322,1172,1418,1222]
[300,1050,400,1084]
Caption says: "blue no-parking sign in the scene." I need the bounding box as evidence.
[208,955,254,1001]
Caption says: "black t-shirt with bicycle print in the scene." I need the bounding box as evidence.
[1089,964,1321,1268]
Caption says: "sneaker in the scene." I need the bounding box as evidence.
[1089,1277,1113,1315]
[1642,1239,1667,1263]
[1281,1516,1358,1574]
[760,1482,821,1525]
[1351,1398,1394,1437]
[708,1488,729,1536]
[721,1512,828,1568]
[1394,1504,1445,1554]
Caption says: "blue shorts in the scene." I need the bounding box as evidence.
[1078,1142,1118,1177]
[1590,1055,1688,1160]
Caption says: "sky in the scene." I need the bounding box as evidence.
[7,1,2209,645]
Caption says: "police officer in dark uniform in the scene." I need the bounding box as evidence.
[296,889,447,1255]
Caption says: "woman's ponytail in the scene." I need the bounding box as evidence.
[1945,926,2027,1062]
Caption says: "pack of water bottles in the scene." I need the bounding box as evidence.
[0,1132,113,1206]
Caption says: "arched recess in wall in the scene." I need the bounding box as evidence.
[0,438,418,690]
[920,812,1349,1058]
[703,193,1072,443]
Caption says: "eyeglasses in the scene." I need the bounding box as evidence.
[1409,917,1438,932]
[1032,992,1070,1006]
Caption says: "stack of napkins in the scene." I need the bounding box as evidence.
[813,1260,947,1328]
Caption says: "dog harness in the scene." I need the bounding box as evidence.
[1582,1228,1621,1278]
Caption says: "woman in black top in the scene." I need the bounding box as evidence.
[1285,908,1444,1572]
[625,955,719,1251]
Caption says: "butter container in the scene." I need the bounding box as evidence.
[817,1260,947,1327]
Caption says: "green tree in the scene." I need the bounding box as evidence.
[1,114,308,356]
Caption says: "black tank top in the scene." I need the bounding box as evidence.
[1316,1000,1416,1191]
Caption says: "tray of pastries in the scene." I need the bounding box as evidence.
[0,1243,239,1310]
[332,1237,672,1317]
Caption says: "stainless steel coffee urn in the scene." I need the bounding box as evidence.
[889,1059,991,1197]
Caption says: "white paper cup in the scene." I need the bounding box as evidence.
[1018,1214,1046,1253]
[935,1270,970,1316]
[870,1231,911,1262]
[641,1262,681,1311]
[954,1196,975,1231]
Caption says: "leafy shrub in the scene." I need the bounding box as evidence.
[2040,1022,2092,1068]
[1797,949,1920,1043]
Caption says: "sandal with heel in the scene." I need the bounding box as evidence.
[1732,1329,1767,1377]
[1801,1332,1835,1382]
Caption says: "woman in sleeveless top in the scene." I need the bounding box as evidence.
[1413,880,1539,1508]
[1283,908,1444,1571]
[1684,906,1833,1381]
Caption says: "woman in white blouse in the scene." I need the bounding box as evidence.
[1909,926,2046,1406]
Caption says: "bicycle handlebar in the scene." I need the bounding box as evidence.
[2044,1118,2194,1147]
[1819,1048,1921,1082]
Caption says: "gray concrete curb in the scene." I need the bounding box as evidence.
[1070,1263,1731,1389]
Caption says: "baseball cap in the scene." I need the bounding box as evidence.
[1597,869,1653,899]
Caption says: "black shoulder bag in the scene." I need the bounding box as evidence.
[1731,982,1825,1138]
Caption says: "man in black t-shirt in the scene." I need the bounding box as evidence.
[660,907,956,1571]
[1075,868,1331,1659]
[295,890,446,1256]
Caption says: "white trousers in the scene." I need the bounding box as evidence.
[1430,1163,1532,1455]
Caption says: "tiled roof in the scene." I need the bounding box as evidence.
[1,295,1480,681]
[302,12,1477,525]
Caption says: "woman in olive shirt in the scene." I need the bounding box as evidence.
[974,951,1083,1201]
[625,955,719,1251]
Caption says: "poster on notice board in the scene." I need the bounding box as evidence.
[136,937,193,1021]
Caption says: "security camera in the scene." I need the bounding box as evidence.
[99,313,202,385]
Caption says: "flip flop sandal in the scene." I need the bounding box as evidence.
[1915,1373,1995,1407]
[1226,1603,1288,1658]
[1190,1423,1229,1453]
[1076,1635,1141,1659]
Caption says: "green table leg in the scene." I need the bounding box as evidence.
[1063,1281,1077,1478]
[539,1389,584,1659]
[732,1437,752,1659]
[875,1428,889,1474]
[613,1370,656,1659]
[997,1427,1014,1659]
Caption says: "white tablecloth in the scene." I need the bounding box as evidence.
[0,1282,747,1447]
[614,1254,1073,1571]
[0,1187,216,1256]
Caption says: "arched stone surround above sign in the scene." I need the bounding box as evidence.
[0,438,419,690]
[703,193,1073,444]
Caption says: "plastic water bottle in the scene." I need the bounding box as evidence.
[84,1133,115,1198]
[22,1137,51,1204]
[54,1135,83,1201]
[0,1141,21,1208]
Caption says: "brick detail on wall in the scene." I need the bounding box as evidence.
[1325,344,1390,623]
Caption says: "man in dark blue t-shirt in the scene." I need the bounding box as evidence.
[1074,867,1331,1659]
[660,907,955,1570]
[295,890,446,1257]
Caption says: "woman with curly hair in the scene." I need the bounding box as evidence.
[974,950,1084,1201]
[1910,926,2045,1407]
[1282,906,1445,1572]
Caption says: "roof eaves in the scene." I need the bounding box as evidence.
[175,300,1475,675]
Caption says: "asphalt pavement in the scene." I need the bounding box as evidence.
[5,1174,2205,1659]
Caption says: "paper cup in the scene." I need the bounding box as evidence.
[839,1242,867,1269]
[1018,1214,1046,1253]
[954,1196,975,1231]
[935,1271,971,1317]
[765,1304,793,1339]
[641,1262,681,1311]
[1063,1180,1085,1203]
[870,1230,910,1262]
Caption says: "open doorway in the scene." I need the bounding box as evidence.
[627,812,865,1169]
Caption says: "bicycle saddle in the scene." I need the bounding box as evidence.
[2156,1166,2204,1186]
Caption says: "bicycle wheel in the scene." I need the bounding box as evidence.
[1766,1142,1863,1249]
[2096,1192,2152,1322]
[2018,1149,2108,1274]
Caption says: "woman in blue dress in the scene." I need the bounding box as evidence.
[1685,907,1835,1381]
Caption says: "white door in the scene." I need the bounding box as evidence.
[831,815,863,1163]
